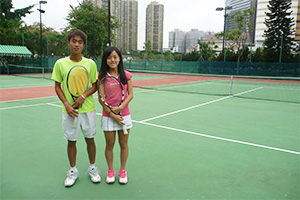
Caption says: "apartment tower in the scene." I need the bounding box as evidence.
[254,0,299,48]
[226,0,257,43]
[168,29,185,53]
[90,0,138,52]
[145,1,164,52]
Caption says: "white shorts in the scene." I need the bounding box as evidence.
[62,111,97,141]
[101,115,133,132]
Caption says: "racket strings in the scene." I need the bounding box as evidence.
[99,77,124,107]
[68,67,89,97]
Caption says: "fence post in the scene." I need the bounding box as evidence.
[279,35,283,63]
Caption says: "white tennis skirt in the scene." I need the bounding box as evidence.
[101,115,133,131]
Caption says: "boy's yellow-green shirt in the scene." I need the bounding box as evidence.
[52,57,98,113]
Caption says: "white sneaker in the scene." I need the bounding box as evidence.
[88,167,101,183]
[118,170,128,184]
[64,169,78,187]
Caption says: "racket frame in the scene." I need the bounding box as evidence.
[66,65,90,128]
[98,75,128,134]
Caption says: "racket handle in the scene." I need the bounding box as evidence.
[73,117,78,128]
[122,124,128,135]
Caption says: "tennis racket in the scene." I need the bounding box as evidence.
[98,75,128,135]
[67,65,90,128]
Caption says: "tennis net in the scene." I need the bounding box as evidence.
[131,71,300,104]
[6,64,52,80]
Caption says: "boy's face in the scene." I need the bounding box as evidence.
[68,35,84,55]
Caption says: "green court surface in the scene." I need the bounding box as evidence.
[0,73,299,199]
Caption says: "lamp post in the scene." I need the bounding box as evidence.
[108,0,111,46]
[92,13,100,59]
[37,0,47,73]
[216,6,232,62]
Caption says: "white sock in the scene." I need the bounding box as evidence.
[70,166,78,172]
[89,163,95,170]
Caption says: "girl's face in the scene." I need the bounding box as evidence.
[106,50,120,70]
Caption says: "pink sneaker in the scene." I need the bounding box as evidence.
[118,169,128,184]
[106,170,115,184]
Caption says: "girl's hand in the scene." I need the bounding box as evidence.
[110,112,125,125]
[111,106,122,114]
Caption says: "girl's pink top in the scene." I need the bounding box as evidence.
[100,70,132,117]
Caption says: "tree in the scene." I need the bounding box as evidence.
[182,50,200,61]
[0,0,34,44]
[251,47,265,62]
[198,39,218,61]
[143,40,152,60]
[263,0,295,62]
[227,8,255,73]
[67,0,119,58]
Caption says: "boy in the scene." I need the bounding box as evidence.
[52,29,100,187]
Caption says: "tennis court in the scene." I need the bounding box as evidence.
[0,72,299,199]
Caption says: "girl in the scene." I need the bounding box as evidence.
[98,46,133,184]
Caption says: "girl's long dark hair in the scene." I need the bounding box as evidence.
[99,46,127,84]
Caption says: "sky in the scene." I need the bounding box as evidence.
[12,0,226,50]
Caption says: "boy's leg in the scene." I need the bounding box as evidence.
[81,111,100,183]
[65,141,79,187]
[85,138,101,183]
[63,113,80,187]
[85,138,96,164]
[67,140,77,167]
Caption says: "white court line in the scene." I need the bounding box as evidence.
[135,121,300,156]
[46,102,61,108]
[0,96,58,103]
[0,101,60,111]
[141,86,264,122]
[0,103,49,111]
[133,81,212,94]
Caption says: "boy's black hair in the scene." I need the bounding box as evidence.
[99,46,127,84]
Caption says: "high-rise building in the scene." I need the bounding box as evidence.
[89,0,138,52]
[169,29,212,53]
[145,1,164,52]
[296,1,300,41]
[226,0,257,43]
[186,29,206,49]
[168,29,185,53]
[254,0,299,48]
[122,0,138,52]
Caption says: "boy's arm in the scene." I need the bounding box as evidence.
[54,81,78,118]
[72,81,97,108]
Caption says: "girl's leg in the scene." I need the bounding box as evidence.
[104,131,116,170]
[118,130,130,170]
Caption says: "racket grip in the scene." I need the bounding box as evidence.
[73,117,78,128]
[122,124,128,135]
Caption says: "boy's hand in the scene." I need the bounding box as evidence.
[64,102,79,119]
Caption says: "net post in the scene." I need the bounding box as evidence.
[229,75,233,96]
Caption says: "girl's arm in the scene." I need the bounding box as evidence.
[98,84,126,126]
[111,78,133,114]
